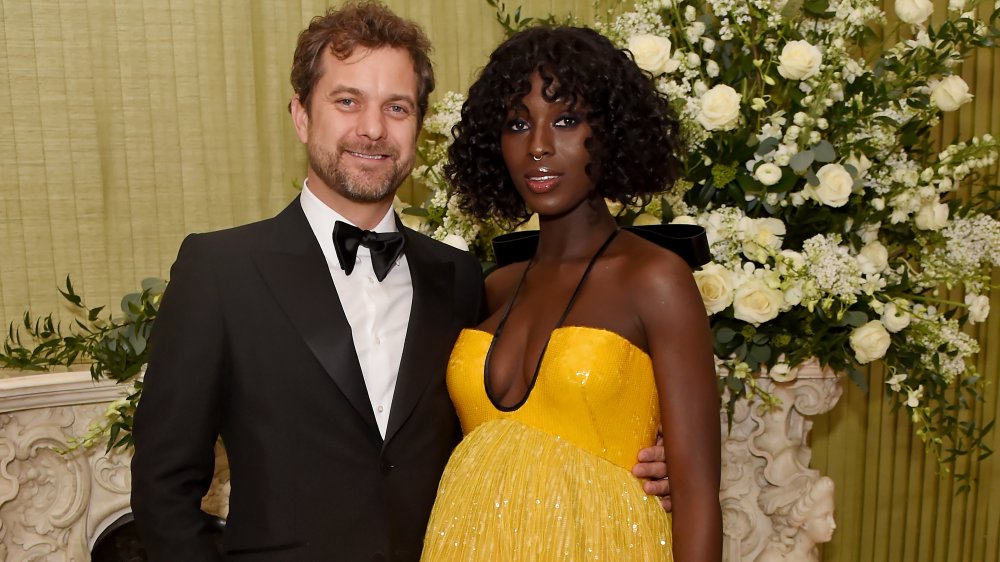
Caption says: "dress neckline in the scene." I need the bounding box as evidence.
[483,229,620,412]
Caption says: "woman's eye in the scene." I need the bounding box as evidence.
[555,114,579,127]
[506,119,529,132]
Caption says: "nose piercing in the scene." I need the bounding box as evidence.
[532,154,543,161]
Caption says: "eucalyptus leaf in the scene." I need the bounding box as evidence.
[841,310,869,327]
[812,140,836,163]
[756,137,780,155]
[790,150,815,173]
[805,169,820,186]
[716,326,738,343]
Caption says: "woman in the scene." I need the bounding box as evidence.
[422,26,721,561]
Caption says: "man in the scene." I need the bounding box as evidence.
[131,3,669,561]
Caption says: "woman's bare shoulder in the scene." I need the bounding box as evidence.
[483,261,530,313]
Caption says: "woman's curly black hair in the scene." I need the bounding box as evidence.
[446,25,682,223]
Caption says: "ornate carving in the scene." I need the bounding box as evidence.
[718,360,843,562]
[0,372,229,559]
[0,408,91,560]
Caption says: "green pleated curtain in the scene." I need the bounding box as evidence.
[0,1,997,561]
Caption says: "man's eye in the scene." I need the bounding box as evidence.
[336,98,356,107]
[388,104,409,114]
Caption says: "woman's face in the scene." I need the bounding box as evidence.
[500,72,597,218]
[802,495,836,544]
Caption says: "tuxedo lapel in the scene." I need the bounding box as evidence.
[383,228,456,446]
[252,200,379,434]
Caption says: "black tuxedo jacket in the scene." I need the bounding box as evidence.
[131,199,484,562]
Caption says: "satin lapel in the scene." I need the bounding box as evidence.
[252,201,379,434]
[383,229,455,445]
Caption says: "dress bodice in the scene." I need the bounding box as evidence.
[446,325,660,470]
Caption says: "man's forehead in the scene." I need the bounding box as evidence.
[319,46,418,94]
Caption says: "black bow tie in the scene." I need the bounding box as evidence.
[332,221,406,282]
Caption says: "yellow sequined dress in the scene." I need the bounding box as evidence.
[420,325,673,561]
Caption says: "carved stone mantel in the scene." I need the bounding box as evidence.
[720,359,844,562]
[0,371,228,560]
[1,365,841,560]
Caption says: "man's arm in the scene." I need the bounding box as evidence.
[131,234,227,562]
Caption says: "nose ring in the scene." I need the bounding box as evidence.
[532,154,543,161]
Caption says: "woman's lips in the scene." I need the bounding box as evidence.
[524,168,561,194]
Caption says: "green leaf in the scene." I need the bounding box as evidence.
[848,368,869,392]
[716,326,738,343]
[805,169,820,186]
[756,137,780,155]
[812,140,836,163]
[841,310,869,327]
[790,150,815,173]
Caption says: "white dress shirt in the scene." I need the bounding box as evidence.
[299,181,413,438]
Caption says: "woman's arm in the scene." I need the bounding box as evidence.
[635,250,722,562]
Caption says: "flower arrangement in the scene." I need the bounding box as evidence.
[404,0,1000,472]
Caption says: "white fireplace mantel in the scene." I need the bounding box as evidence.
[1,365,842,560]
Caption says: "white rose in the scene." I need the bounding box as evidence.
[948,0,965,11]
[694,263,735,314]
[697,84,742,131]
[850,320,892,364]
[670,215,698,225]
[777,40,823,80]
[914,198,949,230]
[895,0,934,24]
[733,278,785,324]
[858,241,889,275]
[768,363,798,382]
[812,163,854,207]
[628,34,680,75]
[930,75,973,112]
[755,162,783,186]
[965,294,990,323]
[881,302,911,333]
[441,233,469,251]
[632,213,660,226]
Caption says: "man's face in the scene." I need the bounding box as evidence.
[291,46,419,205]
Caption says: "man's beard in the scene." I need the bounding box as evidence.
[308,141,408,203]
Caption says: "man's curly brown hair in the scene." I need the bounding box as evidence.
[290,0,434,123]
[446,26,682,223]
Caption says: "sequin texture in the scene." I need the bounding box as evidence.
[421,326,672,561]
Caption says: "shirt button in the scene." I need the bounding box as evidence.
[377,405,384,413]
[374,335,382,344]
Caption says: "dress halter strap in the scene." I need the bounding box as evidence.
[485,228,621,411]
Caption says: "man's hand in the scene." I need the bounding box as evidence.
[632,435,672,512]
